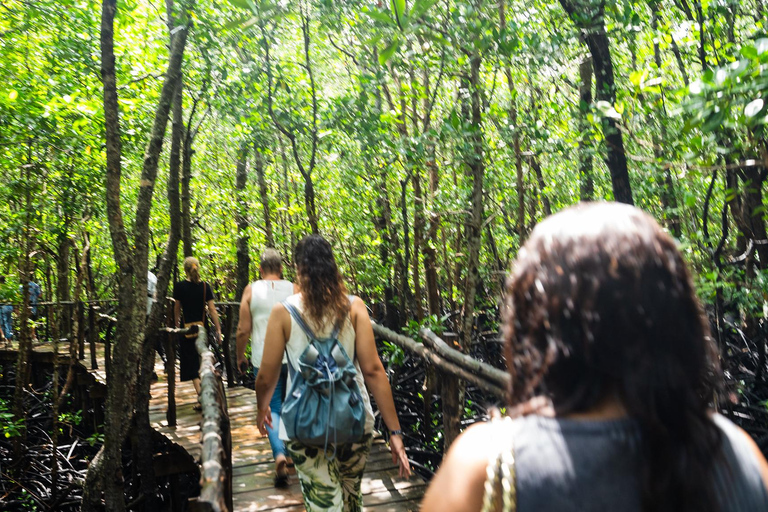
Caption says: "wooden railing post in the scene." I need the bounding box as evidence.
[440,332,461,451]
[104,319,114,379]
[77,301,85,360]
[88,305,97,370]
[166,298,177,427]
[221,305,235,388]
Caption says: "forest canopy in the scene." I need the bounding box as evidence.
[2,0,768,510]
[1,0,767,323]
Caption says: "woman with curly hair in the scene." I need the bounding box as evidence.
[422,202,768,512]
[256,234,410,511]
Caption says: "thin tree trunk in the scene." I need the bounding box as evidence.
[412,170,425,321]
[529,155,551,216]
[400,178,412,315]
[181,122,193,257]
[424,144,441,317]
[372,163,401,327]
[255,145,274,248]
[12,152,34,459]
[56,221,72,336]
[236,142,251,299]
[261,7,320,234]
[86,1,190,508]
[651,2,681,238]
[560,0,633,205]
[499,0,526,239]
[578,56,594,201]
[460,53,485,350]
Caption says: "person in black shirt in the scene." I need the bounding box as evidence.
[173,256,222,408]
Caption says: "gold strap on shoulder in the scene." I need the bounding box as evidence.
[480,415,516,512]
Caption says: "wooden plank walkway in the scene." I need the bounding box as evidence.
[149,365,425,512]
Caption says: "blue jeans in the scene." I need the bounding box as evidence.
[0,305,12,340]
[255,364,288,459]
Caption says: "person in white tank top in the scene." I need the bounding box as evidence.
[236,248,297,487]
[255,235,411,512]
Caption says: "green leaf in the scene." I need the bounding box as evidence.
[701,108,726,132]
[740,45,758,60]
[411,0,439,20]
[378,38,400,65]
[391,0,406,25]
[226,0,251,9]
[223,17,254,30]
[365,10,395,25]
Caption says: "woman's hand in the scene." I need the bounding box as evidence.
[389,434,411,479]
[256,405,273,435]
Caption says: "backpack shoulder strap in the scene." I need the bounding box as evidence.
[282,300,317,340]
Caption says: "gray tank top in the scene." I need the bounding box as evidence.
[491,413,768,512]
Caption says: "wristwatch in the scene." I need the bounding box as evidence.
[390,429,403,437]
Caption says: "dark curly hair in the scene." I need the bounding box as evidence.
[293,235,350,328]
[504,202,723,512]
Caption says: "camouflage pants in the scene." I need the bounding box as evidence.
[287,434,373,512]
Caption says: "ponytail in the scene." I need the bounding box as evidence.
[183,256,201,284]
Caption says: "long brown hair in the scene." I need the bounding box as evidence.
[294,235,349,328]
[504,202,722,512]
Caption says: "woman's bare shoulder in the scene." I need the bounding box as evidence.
[421,422,498,512]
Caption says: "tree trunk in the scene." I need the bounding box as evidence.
[12,156,34,459]
[424,144,441,318]
[460,53,485,350]
[236,142,251,299]
[181,126,193,257]
[578,56,594,201]
[560,0,633,205]
[254,145,274,249]
[56,222,72,337]
[651,3,681,238]
[412,170,425,321]
[372,162,402,327]
[86,1,190,509]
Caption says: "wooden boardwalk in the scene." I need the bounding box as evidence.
[149,365,425,512]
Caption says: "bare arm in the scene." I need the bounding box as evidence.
[255,303,290,433]
[236,284,252,371]
[421,423,492,512]
[207,299,222,342]
[739,426,768,492]
[352,297,411,478]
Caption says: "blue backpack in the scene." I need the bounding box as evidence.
[281,301,366,451]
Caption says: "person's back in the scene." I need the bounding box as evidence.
[422,203,768,512]
[280,292,375,440]
[501,414,767,512]
[254,235,410,511]
[250,279,293,367]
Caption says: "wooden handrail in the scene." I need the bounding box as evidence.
[194,327,233,512]
[371,322,509,398]
[419,328,509,391]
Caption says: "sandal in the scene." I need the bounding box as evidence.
[274,459,290,488]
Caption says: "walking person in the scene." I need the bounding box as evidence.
[421,202,768,512]
[23,277,42,342]
[173,256,222,410]
[256,235,410,511]
[236,248,297,487]
[0,276,15,343]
